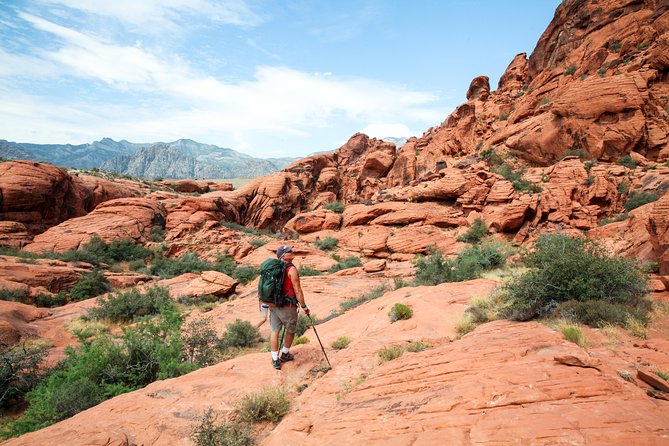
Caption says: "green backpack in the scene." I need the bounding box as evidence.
[258,258,289,307]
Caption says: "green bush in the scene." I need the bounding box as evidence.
[617,155,637,170]
[69,270,110,302]
[219,320,259,350]
[323,201,345,213]
[328,256,362,273]
[0,289,31,304]
[295,314,317,337]
[298,266,323,277]
[59,235,153,266]
[504,234,649,323]
[4,307,193,438]
[413,241,509,286]
[556,299,650,327]
[493,163,542,193]
[0,343,50,410]
[339,286,386,312]
[456,218,489,243]
[249,238,266,248]
[564,65,577,75]
[220,221,263,236]
[377,345,404,364]
[406,341,431,352]
[624,192,659,212]
[388,303,413,322]
[561,324,586,347]
[150,227,166,243]
[314,236,339,251]
[182,318,222,367]
[192,409,255,446]
[150,252,211,278]
[609,40,621,52]
[480,147,503,167]
[331,336,351,350]
[88,286,172,322]
[235,387,291,423]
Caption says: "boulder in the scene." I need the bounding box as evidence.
[157,271,238,299]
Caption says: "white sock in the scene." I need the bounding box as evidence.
[271,351,279,360]
[281,346,290,354]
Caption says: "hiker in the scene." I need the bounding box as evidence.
[269,245,309,370]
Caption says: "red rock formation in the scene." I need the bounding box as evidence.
[0,161,142,236]
[24,198,166,253]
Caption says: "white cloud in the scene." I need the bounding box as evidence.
[1,13,450,156]
[39,0,262,32]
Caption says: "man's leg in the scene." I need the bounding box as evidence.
[269,310,283,369]
[280,308,298,362]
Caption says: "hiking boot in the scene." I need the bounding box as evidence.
[280,352,294,362]
[272,358,281,370]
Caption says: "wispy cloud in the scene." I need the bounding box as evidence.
[38,0,263,33]
[1,10,448,155]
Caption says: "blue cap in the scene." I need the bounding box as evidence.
[276,245,293,259]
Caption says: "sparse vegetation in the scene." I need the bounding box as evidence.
[406,341,431,352]
[235,387,290,423]
[499,113,509,121]
[504,234,649,327]
[249,238,267,248]
[609,40,621,52]
[331,336,352,350]
[537,97,551,107]
[560,322,588,347]
[492,163,542,193]
[0,342,50,411]
[192,409,255,446]
[457,218,489,244]
[328,256,362,273]
[88,286,172,322]
[413,241,509,286]
[480,147,503,167]
[339,285,386,313]
[624,192,659,212]
[617,155,637,170]
[598,213,629,226]
[314,236,339,251]
[323,201,345,213]
[598,67,607,77]
[388,303,413,322]
[377,345,405,364]
[564,65,577,75]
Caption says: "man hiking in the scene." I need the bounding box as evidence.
[269,245,310,370]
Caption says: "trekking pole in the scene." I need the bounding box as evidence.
[307,314,331,369]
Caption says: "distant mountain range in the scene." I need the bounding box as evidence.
[0,138,299,179]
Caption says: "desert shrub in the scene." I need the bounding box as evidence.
[192,409,255,446]
[598,213,629,226]
[480,147,503,167]
[314,236,339,251]
[499,113,509,121]
[88,286,172,322]
[331,336,352,350]
[406,341,431,352]
[219,320,259,350]
[377,345,404,364]
[556,299,650,327]
[182,318,221,367]
[413,241,509,286]
[504,234,649,323]
[4,307,192,437]
[292,336,310,346]
[69,270,110,302]
[150,227,166,243]
[624,192,659,212]
[455,314,477,336]
[456,218,489,243]
[561,323,587,347]
[609,40,621,52]
[339,286,387,313]
[328,256,362,273]
[235,387,291,423]
[617,180,630,194]
[0,289,31,304]
[128,259,148,272]
[493,163,542,193]
[35,292,68,308]
[59,236,153,266]
[150,252,211,278]
[232,266,259,285]
[294,314,317,337]
[564,65,577,75]
[220,221,263,236]
[388,303,413,322]
[323,201,345,213]
[617,155,637,170]
[298,266,322,276]
[249,238,266,248]
[0,343,50,410]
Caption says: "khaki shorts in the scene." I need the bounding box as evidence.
[269,306,298,333]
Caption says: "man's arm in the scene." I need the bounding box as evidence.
[287,267,306,308]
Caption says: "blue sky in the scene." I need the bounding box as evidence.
[0,0,562,158]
